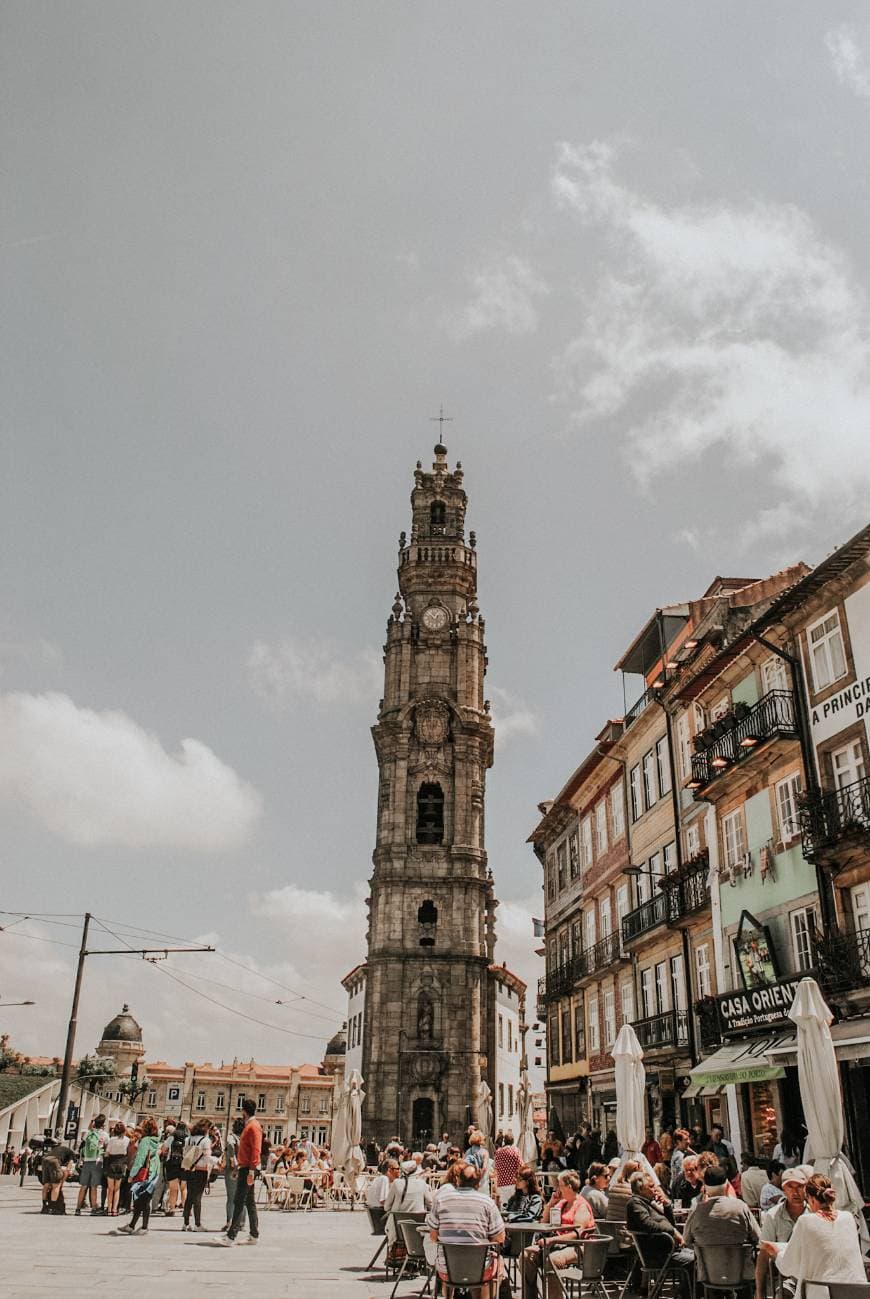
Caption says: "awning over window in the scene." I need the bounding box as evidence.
[688,1039,787,1088]
[765,1018,870,1066]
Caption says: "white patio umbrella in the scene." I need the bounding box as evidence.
[330,1079,351,1171]
[342,1070,366,1207]
[477,1079,494,1150]
[787,978,865,1230]
[611,1022,657,1186]
[517,1071,538,1166]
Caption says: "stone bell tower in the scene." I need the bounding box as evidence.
[361,440,497,1146]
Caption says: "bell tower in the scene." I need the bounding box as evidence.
[361,440,497,1145]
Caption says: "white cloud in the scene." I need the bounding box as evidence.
[488,685,540,750]
[825,25,870,99]
[551,141,870,531]
[0,692,262,850]
[248,636,382,711]
[444,252,548,341]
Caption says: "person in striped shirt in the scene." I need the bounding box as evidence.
[426,1162,505,1297]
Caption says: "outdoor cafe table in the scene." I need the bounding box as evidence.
[503,1222,561,1299]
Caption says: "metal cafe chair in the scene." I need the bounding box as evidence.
[389,1220,435,1299]
[827,1286,870,1299]
[364,1204,389,1272]
[621,1231,685,1299]
[693,1243,755,1299]
[547,1236,611,1299]
[440,1241,494,1292]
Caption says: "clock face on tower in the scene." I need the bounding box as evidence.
[421,605,449,632]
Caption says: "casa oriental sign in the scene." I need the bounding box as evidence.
[716,973,803,1037]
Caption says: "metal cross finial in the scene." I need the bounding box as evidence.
[430,404,453,440]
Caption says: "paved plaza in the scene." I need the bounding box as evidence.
[0,1180,381,1298]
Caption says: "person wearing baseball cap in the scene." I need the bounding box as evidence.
[754,1166,807,1299]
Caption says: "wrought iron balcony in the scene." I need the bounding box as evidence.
[623,686,657,732]
[582,932,624,977]
[799,777,870,860]
[690,690,796,790]
[543,956,582,1000]
[632,1008,689,1051]
[815,928,870,994]
[664,852,711,923]
[621,890,668,944]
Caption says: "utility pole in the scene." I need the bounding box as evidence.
[52,912,214,1135]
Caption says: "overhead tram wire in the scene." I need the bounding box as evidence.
[93,914,345,1018]
[91,918,330,1044]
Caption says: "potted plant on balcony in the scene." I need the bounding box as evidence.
[734,701,751,721]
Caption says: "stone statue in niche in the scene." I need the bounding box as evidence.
[417,989,435,1042]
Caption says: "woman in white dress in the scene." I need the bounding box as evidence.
[760,1173,865,1299]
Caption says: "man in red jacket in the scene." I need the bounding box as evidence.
[220,1098,262,1245]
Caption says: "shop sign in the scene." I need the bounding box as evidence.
[716,974,802,1036]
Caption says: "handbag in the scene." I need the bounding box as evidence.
[181,1138,206,1172]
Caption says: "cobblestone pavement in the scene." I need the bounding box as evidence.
[0,1179,381,1297]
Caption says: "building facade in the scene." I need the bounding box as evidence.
[361,440,498,1146]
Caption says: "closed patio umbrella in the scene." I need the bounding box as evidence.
[788,978,865,1227]
[343,1070,366,1207]
[517,1071,538,1166]
[611,1022,657,1186]
[330,1079,351,1171]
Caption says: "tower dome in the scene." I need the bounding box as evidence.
[326,1023,347,1057]
[101,1004,142,1044]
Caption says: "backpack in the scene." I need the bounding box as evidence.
[181,1137,207,1172]
[170,1132,187,1164]
[81,1129,102,1162]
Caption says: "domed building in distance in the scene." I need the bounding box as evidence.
[96,1004,145,1078]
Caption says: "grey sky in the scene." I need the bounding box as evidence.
[3,2,870,1073]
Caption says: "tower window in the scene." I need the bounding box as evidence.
[416,783,444,844]
[418,899,438,946]
[430,500,446,533]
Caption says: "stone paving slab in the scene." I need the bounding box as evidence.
[0,1180,385,1298]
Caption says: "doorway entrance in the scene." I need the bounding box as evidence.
[412,1096,434,1145]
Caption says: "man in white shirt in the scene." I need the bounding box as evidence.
[436,1133,450,1161]
[366,1159,397,1210]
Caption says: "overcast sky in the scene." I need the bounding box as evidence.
[3,2,870,1080]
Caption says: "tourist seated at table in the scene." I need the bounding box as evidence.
[755,1165,807,1299]
[426,1161,505,1299]
[760,1173,865,1299]
[606,1159,641,1225]
[697,1151,737,1197]
[522,1170,596,1299]
[384,1159,434,1245]
[671,1155,702,1209]
[739,1154,769,1209]
[366,1158,396,1210]
[683,1166,760,1253]
[760,1161,785,1209]
[503,1166,543,1222]
[581,1162,609,1218]
[626,1171,694,1299]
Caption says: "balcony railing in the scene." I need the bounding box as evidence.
[543,956,582,1000]
[622,890,668,944]
[624,686,657,731]
[816,928,870,994]
[690,690,796,789]
[799,777,870,860]
[664,853,711,922]
[583,932,623,976]
[632,1008,689,1051]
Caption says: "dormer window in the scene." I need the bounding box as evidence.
[416,783,444,844]
[430,500,446,534]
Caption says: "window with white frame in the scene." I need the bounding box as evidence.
[655,961,669,1012]
[775,772,803,844]
[569,831,580,879]
[762,656,788,695]
[587,995,600,1052]
[832,740,866,790]
[147,1090,157,1108]
[695,943,712,997]
[711,695,731,721]
[663,842,676,875]
[273,1126,282,1143]
[670,953,686,1010]
[300,1095,311,1114]
[722,808,747,869]
[656,737,672,796]
[599,896,612,939]
[319,1096,329,1115]
[808,610,848,693]
[499,1083,504,1117]
[685,823,701,859]
[791,907,817,971]
[640,968,654,1018]
[630,765,643,822]
[571,920,581,958]
[603,988,616,1046]
[676,713,691,782]
[649,851,663,882]
[498,1014,504,1048]
[508,1084,514,1117]
[275,1094,284,1113]
[581,816,594,869]
[556,841,567,891]
[642,750,657,809]
[611,784,625,838]
[616,884,629,932]
[507,1020,512,1052]
[195,1091,206,1111]
[257,1094,266,1113]
[236,1093,246,1111]
[693,702,706,734]
[585,908,596,952]
[596,800,608,855]
[620,980,634,1025]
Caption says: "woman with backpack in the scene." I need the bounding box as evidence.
[181,1118,213,1231]
[118,1117,160,1235]
[163,1120,188,1216]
